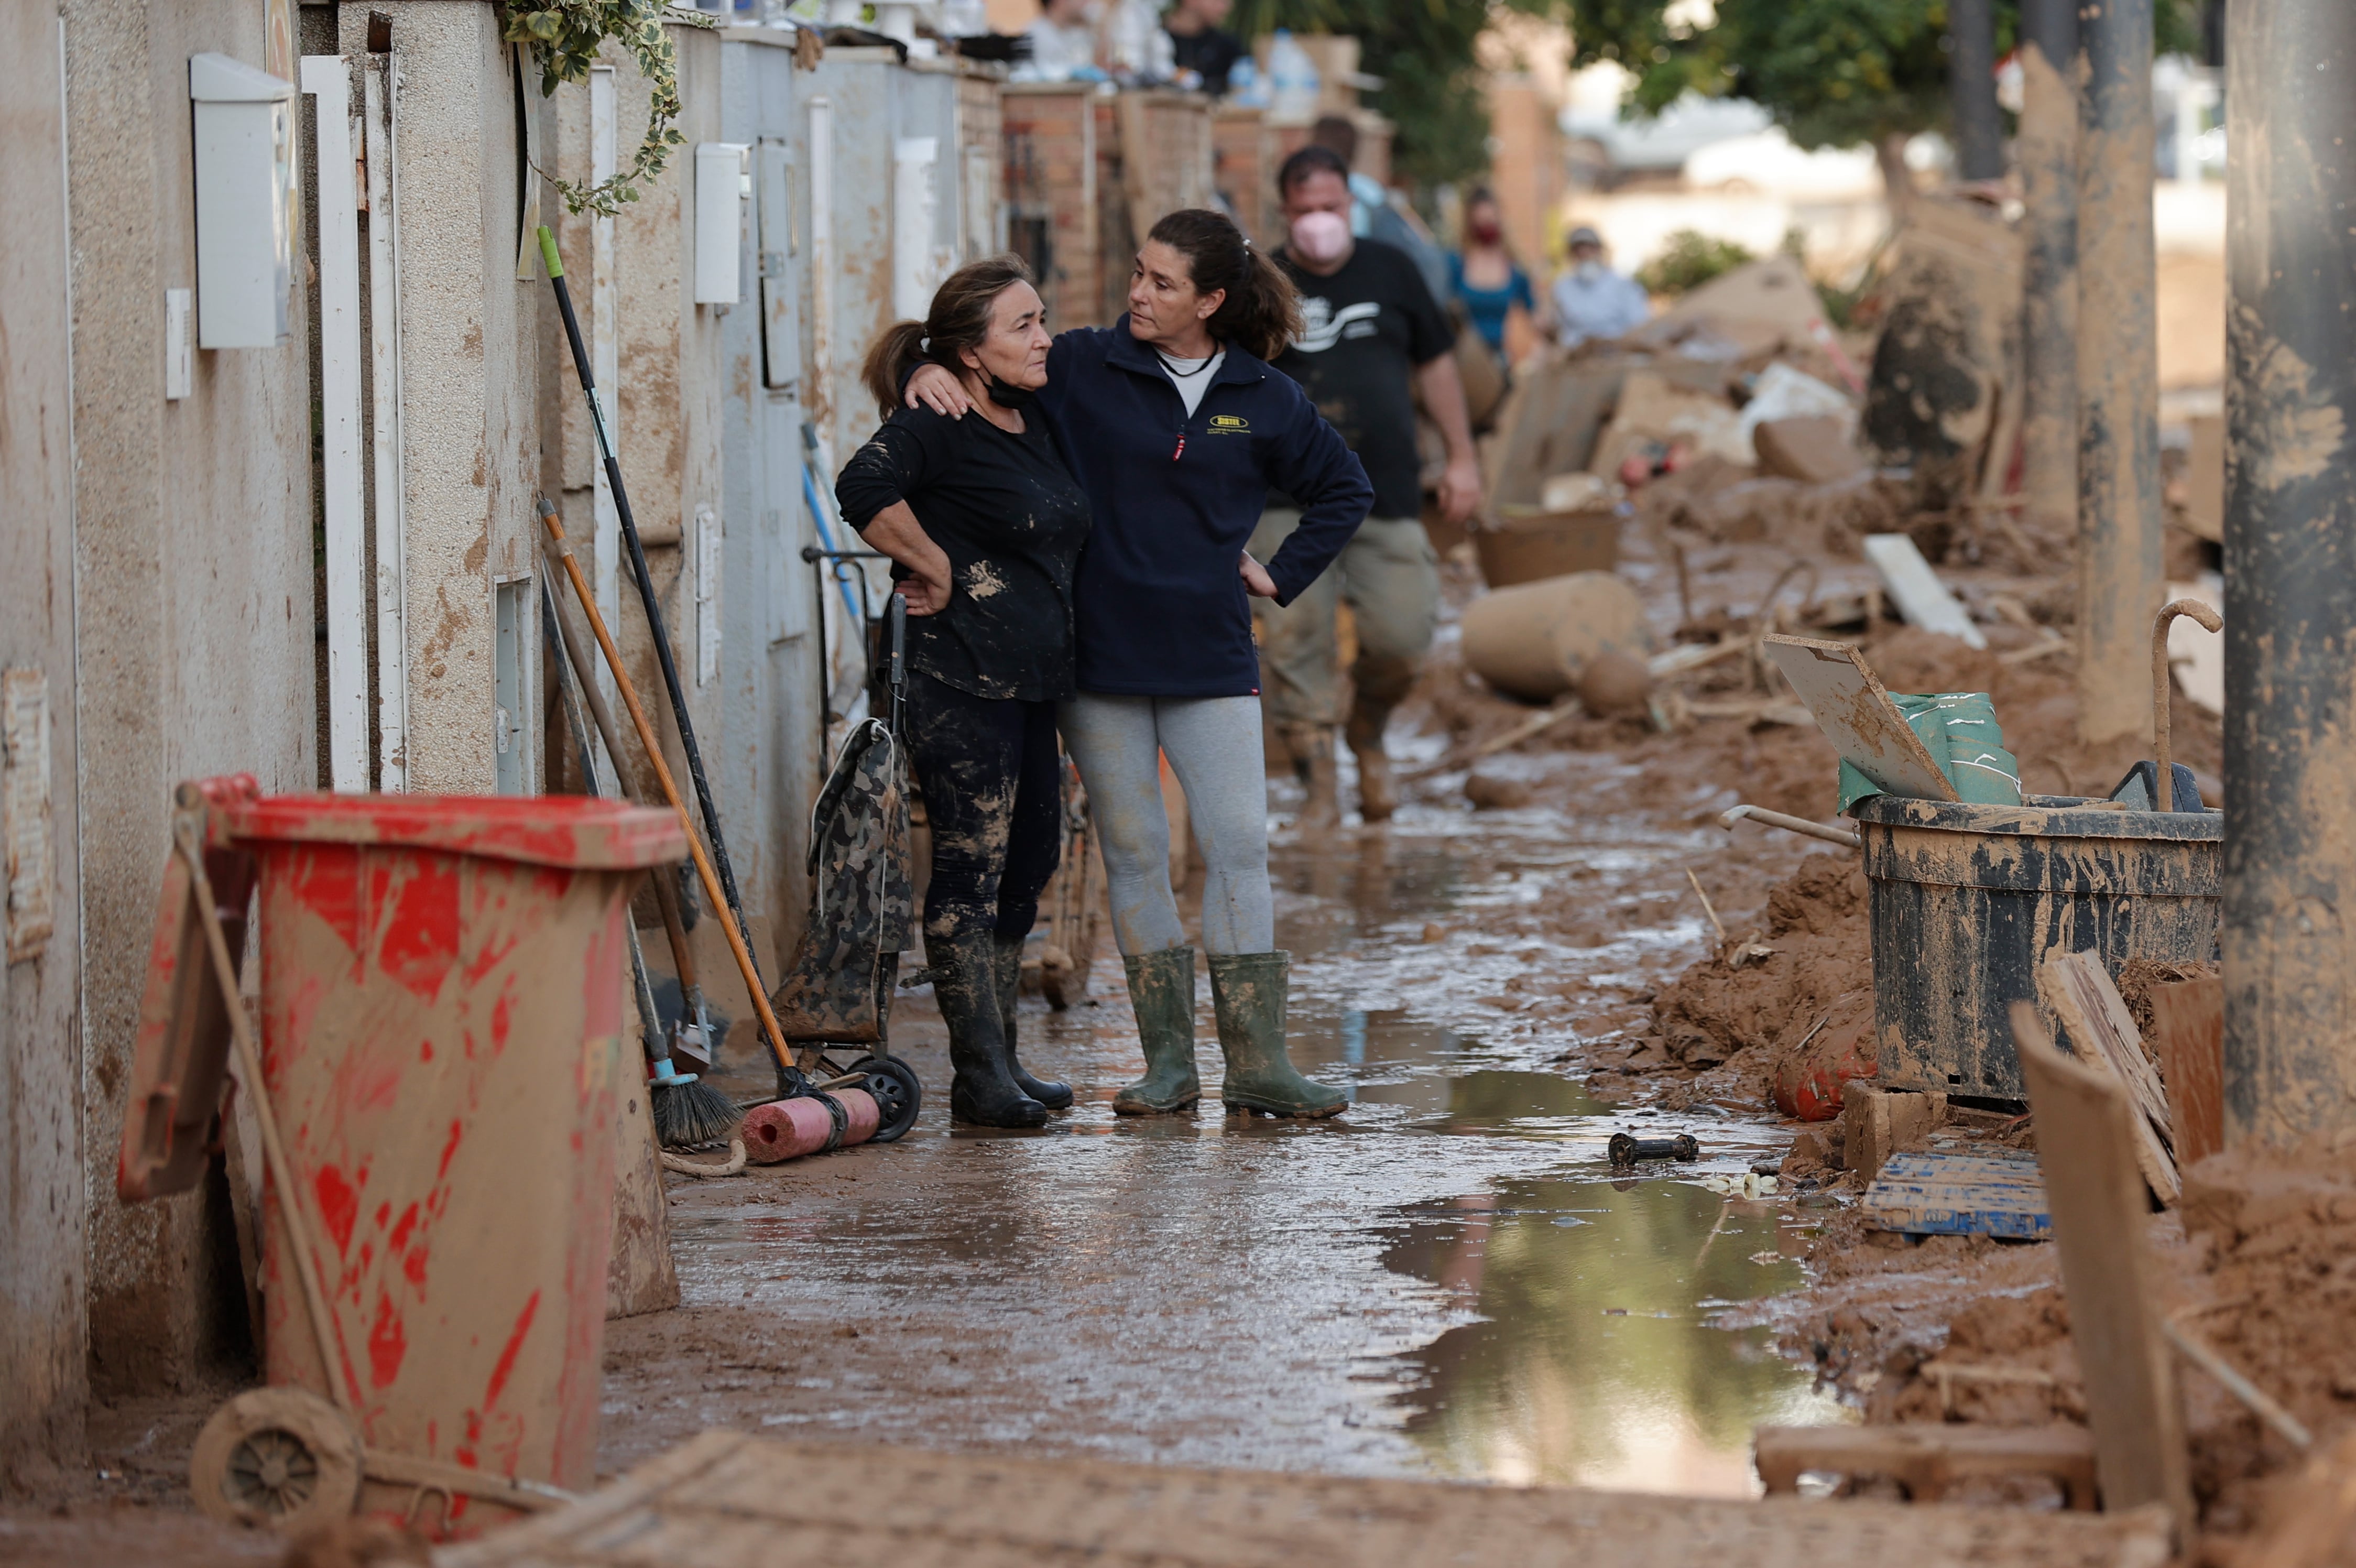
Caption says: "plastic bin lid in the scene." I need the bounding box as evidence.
[205,777,689,869]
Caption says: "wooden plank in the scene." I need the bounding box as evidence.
[1755,1423,2098,1507]
[2149,975,2224,1167]
[1860,534,1988,650]
[2010,1001,2194,1548]
[2037,952,2180,1205]
[1763,635,1960,802]
[1861,1149,2049,1239]
[439,1428,2173,1568]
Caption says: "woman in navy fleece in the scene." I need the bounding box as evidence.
[907,208,1373,1119]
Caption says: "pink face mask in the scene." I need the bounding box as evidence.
[1288,210,1351,265]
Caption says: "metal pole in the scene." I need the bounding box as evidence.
[2074,0,2164,746]
[2015,0,2078,547]
[2222,4,2356,1147]
[1948,0,2004,182]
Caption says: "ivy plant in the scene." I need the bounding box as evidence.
[504,0,697,216]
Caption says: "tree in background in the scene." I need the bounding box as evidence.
[1561,0,2197,207]
[1230,0,1565,189]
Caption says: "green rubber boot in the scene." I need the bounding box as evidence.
[1112,946,1200,1115]
[1207,951,1346,1118]
[992,934,1072,1110]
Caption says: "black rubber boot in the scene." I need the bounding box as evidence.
[933,930,1048,1128]
[1207,951,1346,1118]
[1113,946,1201,1115]
[993,933,1073,1110]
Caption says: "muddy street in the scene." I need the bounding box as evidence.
[612,754,1844,1494]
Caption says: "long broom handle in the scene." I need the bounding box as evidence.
[539,498,799,1078]
[535,227,759,988]
[539,538,705,1000]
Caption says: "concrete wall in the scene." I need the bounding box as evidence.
[1,5,89,1482]
[65,0,318,1396]
[351,2,541,794]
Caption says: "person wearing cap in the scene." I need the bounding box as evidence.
[1550,226,1650,350]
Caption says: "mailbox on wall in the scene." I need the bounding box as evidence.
[189,52,295,349]
[694,141,752,306]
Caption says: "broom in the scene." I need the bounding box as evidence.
[540,577,742,1149]
[535,225,805,1099]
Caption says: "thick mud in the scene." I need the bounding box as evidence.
[623,798,1845,1494]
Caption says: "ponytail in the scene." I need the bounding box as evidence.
[1145,209,1302,364]
[858,253,1038,417]
[860,321,933,418]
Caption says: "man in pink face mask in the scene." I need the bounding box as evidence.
[1250,144,1483,829]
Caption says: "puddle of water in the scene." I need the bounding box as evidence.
[1378,1175,1846,1494]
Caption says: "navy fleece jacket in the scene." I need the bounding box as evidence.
[1029,320,1372,698]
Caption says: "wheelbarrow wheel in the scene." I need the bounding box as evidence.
[190,1387,363,1533]
[849,1054,922,1142]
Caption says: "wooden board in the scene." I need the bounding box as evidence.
[2010,1001,2194,1548]
[2037,951,2180,1205]
[1861,533,1988,650]
[1861,1149,2049,1239]
[1762,634,1961,802]
[2149,975,2224,1167]
[1755,1423,2098,1507]
[437,1428,2174,1568]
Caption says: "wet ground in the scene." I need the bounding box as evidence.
[610,786,1847,1495]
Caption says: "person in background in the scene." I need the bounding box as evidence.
[1446,187,1534,358]
[1162,0,1242,93]
[1256,144,1482,829]
[1308,115,1452,309]
[1551,224,1650,349]
[837,257,1091,1129]
[1021,0,1100,80]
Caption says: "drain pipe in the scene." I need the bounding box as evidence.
[2074,0,2164,746]
[2015,0,2078,549]
[2222,7,2356,1147]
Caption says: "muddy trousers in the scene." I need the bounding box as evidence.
[903,671,1062,945]
[1057,693,1273,957]
[1247,509,1441,735]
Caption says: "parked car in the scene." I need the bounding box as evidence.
[1682,128,1881,199]
[1562,92,1773,187]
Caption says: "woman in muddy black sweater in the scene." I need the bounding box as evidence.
[836,256,1090,1129]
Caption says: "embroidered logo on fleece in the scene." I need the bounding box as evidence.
[1208,414,1251,434]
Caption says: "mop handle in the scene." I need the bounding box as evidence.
[170,801,359,1417]
[536,227,760,986]
[539,499,799,1076]
[537,536,706,999]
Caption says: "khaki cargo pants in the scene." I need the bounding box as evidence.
[1247,509,1440,731]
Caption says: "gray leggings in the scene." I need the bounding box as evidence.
[1058,694,1273,956]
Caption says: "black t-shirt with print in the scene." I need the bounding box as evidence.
[1271,238,1456,519]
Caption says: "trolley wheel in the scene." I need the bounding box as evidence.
[189,1387,363,1532]
[849,1054,922,1142]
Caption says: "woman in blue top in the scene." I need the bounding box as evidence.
[1446,187,1534,355]
[907,209,1373,1119]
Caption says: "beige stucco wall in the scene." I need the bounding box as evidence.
[1,4,90,1478]
[350,2,540,794]
[64,0,319,1392]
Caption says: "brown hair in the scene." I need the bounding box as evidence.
[1142,209,1302,364]
[859,253,1037,417]
[1277,143,1351,199]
